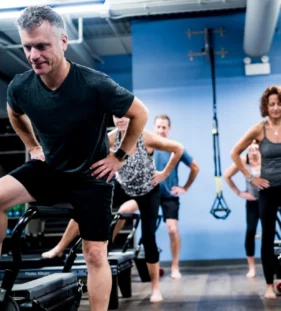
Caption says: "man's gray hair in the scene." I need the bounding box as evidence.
[16,5,66,35]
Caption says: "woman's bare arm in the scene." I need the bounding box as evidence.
[230,123,262,179]
[143,130,184,181]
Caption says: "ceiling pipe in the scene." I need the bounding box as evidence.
[64,16,103,63]
[243,0,281,57]
[107,0,246,19]
[0,0,246,22]
[68,16,83,45]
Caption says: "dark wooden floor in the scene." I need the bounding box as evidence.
[79,264,281,310]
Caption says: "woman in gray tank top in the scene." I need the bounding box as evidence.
[224,140,260,279]
[231,86,281,300]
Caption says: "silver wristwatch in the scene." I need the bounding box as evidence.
[246,174,254,183]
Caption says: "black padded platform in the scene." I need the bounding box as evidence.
[8,253,133,310]
[29,203,74,219]
[12,273,77,299]
[0,254,65,270]
[0,203,83,311]
[0,253,133,309]
[1,208,138,310]
[0,253,133,279]
[10,273,82,311]
[0,266,87,279]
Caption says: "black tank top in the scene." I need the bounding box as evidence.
[259,122,281,188]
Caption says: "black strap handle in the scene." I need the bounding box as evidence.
[210,194,231,220]
[204,28,230,220]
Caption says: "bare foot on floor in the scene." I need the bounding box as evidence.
[41,247,63,259]
[150,289,163,303]
[246,269,256,278]
[264,286,277,300]
[171,270,182,279]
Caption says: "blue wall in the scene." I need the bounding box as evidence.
[96,54,132,91]
[131,12,281,261]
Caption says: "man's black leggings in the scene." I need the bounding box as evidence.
[259,186,281,284]
[245,200,259,257]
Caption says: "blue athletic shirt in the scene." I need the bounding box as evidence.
[154,149,193,198]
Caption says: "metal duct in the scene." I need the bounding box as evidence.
[108,0,246,19]
[243,0,281,57]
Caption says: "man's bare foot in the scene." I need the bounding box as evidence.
[171,270,182,279]
[264,285,277,300]
[41,247,63,259]
[150,289,163,303]
[246,269,256,278]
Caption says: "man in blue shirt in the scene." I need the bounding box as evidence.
[154,115,199,279]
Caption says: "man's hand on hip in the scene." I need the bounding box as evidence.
[29,146,45,161]
[90,151,126,182]
[170,186,186,196]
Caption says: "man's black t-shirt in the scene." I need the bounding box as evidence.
[7,61,134,174]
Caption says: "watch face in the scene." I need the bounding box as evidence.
[116,148,128,160]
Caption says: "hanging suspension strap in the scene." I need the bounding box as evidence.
[204,29,231,220]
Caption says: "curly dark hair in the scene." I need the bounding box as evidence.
[260,86,281,117]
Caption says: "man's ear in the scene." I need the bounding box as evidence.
[61,34,68,52]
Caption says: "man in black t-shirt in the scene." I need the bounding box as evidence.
[1,5,148,311]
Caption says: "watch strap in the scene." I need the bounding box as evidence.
[115,148,129,160]
[246,174,254,183]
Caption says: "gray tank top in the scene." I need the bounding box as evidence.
[114,131,155,197]
[259,122,281,188]
[245,155,259,199]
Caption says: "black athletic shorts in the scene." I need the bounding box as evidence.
[161,196,180,221]
[9,160,114,241]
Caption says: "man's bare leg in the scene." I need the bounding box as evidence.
[83,240,112,311]
[112,200,138,241]
[42,219,80,258]
[166,219,181,279]
[0,175,35,255]
[147,262,163,303]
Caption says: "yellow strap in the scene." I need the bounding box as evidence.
[215,176,223,195]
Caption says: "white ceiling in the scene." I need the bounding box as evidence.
[0,0,247,79]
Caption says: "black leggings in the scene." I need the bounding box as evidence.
[113,182,160,264]
[134,187,160,264]
[245,200,259,257]
[259,186,281,284]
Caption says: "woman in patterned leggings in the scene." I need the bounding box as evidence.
[42,116,184,303]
